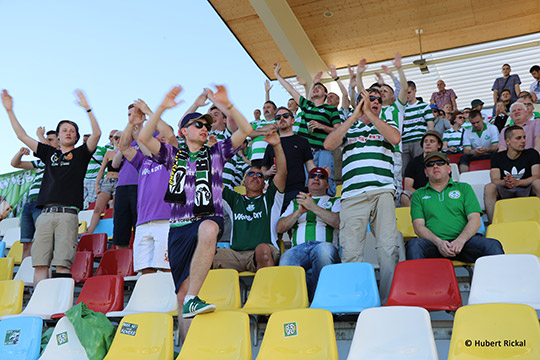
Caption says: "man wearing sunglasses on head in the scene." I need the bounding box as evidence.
[325,88,401,304]
[139,84,255,341]
[406,151,503,261]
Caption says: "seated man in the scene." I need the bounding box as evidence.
[213,131,286,272]
[401,130,443,207]
[459,110,499,173]
[277,167,340,299]
[406,152,504,261]
[484,125,540,223]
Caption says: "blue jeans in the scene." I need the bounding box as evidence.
[312,149,336,196]
[20,200,43,243]
[405,235,504,262]
[280,241,340,300]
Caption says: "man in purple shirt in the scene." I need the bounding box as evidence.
[139,85,254,340]
[430,80,458,111]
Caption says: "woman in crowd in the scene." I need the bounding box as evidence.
[443,111,465,154]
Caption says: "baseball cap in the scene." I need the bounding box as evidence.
[429,104,439,110]
[421,130,443,147]
[471,99,484,108]
[180,112,213,129]
[423,151,450,166]
[308,167,328,178]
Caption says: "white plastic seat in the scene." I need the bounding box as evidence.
[348,306,438,360]
[469,254,540,309]
[78,210,94,226]
[0,217,19,237]
[459,170,491,210]
[106,272,177,317]
[0,278,74,320]
[450,163,460,181]
[39,316,89,360]
[3,227,20,248]
[13,256,34,287]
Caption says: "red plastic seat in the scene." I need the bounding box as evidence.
[87,202,96,210]
[102,208,114,219]
[111,230,135,250]
[469,159,491,171]
[70,251,94,283]
[51,275,124,319]
[77,233,108,258]
[447,153,463,164]
[94,249,135,277]
[386,259,462,312]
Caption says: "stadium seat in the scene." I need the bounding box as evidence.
[3,227,20,248]
[87,202,96,210]
[102,207,114,219]
[13,256,34,286]
[0,280,24,316]
[447,153,463,164]
[77,232,108,258]
[52,275,124,319]
[469,254,540,309]
[492,197,540,224]
[94,249,135,278]
[469,159,491,171]
[104,312,174,360]
[395,207,415,240]
[240,266,309,315]
[178,311,251,360]
[78,221,87,234]
[256,309,338,360]
[234,186,246,195]
[486,221,540,257]
[0,316,42,360]
[458,169,490,210]
[0,257,14,280]
[106,272,177,317]
[93,218,114,238]
[39,316,89,360]
[0,278,74,320]
[7,240,23,265]
[450,163,460,181]
[386,259,462,312]
[110,230,135,250]
[70,251,94,283]
[216,242,230,249]
[0,241,5,257]
[448,303,540,359]
[348,306,438,360]
[78,209,94,225]
[0,217,19,237]
[310,263,380,314]
[336,184,342,197]
[198,269,241,311]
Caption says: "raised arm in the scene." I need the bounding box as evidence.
[205,88,238,133]
[264,131,287,192]
[328,64,350,109]
[274,63,301,104]
[347,64,357,108]
[355,58,367,94]
[11,147,35,170]
[181,91,209,120]
[75,89,101,153]
[36,127,47,144]
[296,76,309,98]
[393,53,408,104]
[118,122,138,161]
[264,80,272,102]
[1,90,38,152]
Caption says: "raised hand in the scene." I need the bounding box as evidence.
[74,89,90,110]
[359,89,373,115]
[393,53,402,69]
[19,147,30,156]
[207,135,218,147]
[347,64,357,87]
[296,76,306,86]
[327,64,338,79]
[351,98,364,119]
[273,63,282,78]
[212,85,230,106]
[312,71,323,84]
[36,126,45,138]
[381,65,392,75]
[357,58,368,73]
[160,85,184,109]
[265,80,273,92]
[133,99,152,115]
[264,130,281,146]
[374,72,383,82]
[194,91,209,107]
[1,90,13,111]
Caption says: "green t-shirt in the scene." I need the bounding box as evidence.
[223,182,284,250]
[411,179,481,240]
[297,96,342,149]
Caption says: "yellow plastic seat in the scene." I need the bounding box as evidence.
[234,186,246,195]
[198,269,241,311]
[395,207,415,240]
[240,266,308,315]
[0,257,14,280]
[493,197,540,224]
[256,309,338,360]
[104,312,173,360]
[336,184,342,197]
[177,311,251,360]
[448,303,540,359]
[7,241,23,265]
[0,280,23,316]
[78,221,88,234]
[486,221,540,257]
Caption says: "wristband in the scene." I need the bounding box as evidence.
[334,77,340,81]
[227,103,234,110]
[87,108,92,113]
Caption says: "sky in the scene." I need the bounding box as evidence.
[0,0,293,174]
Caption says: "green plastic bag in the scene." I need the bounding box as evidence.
[40,327,54,354]
[65,302,115,360]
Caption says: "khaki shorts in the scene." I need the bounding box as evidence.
[31,212,79,268]
[212,244,280,272]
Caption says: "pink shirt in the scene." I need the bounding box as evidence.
[498,117,540,150]
[430,89,457,110]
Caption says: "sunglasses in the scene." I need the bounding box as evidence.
[246,171,263,178]
[275,113,291,120]
[425,160,448,168]
[113,136,120,140]
[456,116,465,119]
[309,173,327,180]
[185,120,211,131]
[369,95,382,104]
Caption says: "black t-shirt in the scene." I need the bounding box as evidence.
[491,148,540,181]
[404,154,428,190]
[36,142,93,209]
[261,134,313,192]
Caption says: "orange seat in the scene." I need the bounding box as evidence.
[70,251,94,283]
[77,233,108,258]
[386,259,462,312]
[102,208,114,219]
[469,159,491,171]
[447,153,463,164]
[94,249,135,277]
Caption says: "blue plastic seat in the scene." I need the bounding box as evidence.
[93,218,114,238]
[310,263,380,314]
[0,241,5,258]
[0,316,43,360]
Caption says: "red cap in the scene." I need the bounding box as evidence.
[308,167,328,178]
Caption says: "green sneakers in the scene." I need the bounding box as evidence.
[182,296,216,318]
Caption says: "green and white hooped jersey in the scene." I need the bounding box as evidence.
[222,154,250,190]
[341,118,397,199]
[210,126,233,142]
[403,101,434,144]
[85,144,112,180]
[292,112,302,134]
[28,160,46,200]
[250,119,275,161]
[281,195,340,247]
[381,100,406,152]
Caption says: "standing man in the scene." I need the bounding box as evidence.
[484,125,540,223]
[138,85,253,340]
[2,89,101,284]
[492,63,521,104]
[529,65,540,103]
[459,110,499,173]
[406,152,504,261]
[430,80,458,111]
[250,101,278,167]
[324,88,401,304]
